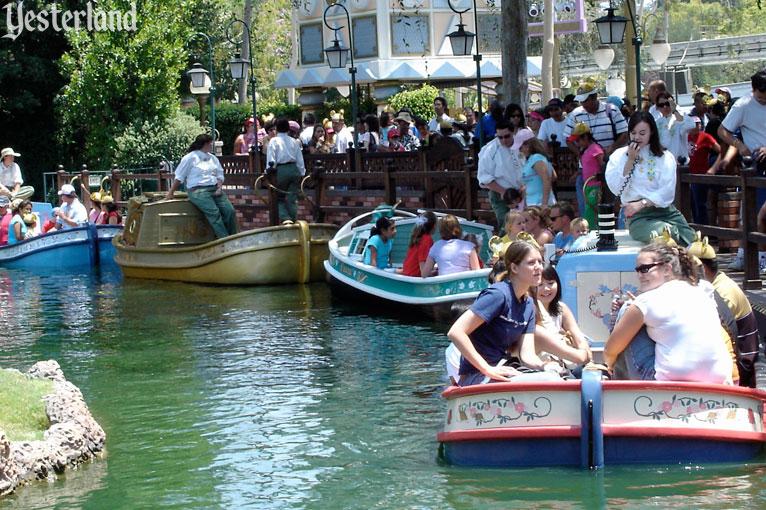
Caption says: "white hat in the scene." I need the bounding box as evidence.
[58,184,76,196]
[1,147,20,158]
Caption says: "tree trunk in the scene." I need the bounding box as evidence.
[501,0,528,107]
[238,0,253,105]
[541,0,554,104]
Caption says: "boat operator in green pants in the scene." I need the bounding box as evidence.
[267,117,306,224]
[166,134,238,239]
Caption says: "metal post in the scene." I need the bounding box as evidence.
[227,19,259,172]
[472,0,483,146]
[624,0,643,104]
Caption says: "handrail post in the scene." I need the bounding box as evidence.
[384,158,396,206]
[313,160,325,223]
[676,163,692,220]
[741,167,760,289]
[56,165,66,193]
[464,157,475,221]
[111,166,122,204]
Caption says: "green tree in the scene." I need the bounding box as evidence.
[57,0,190,169]
[389,85,440,121]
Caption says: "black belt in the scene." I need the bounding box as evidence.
[276,161,296,166]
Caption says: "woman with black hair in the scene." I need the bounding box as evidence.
[503,103,526,134]
[605,111,695,245]
[166,134,237,239]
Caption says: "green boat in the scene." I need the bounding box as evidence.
[324,209,494,321]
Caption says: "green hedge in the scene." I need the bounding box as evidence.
[388,84,439,121]
[113,110,201,169]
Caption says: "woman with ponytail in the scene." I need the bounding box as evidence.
[400,211,437,276]
[604,244,732,383]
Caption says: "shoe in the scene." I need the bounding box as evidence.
[728,256,744,271]
[281,220,294,226]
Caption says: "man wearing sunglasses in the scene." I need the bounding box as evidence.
[477,120,526,234]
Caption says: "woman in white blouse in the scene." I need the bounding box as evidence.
[605,111,695,246]
[166,134,237,239]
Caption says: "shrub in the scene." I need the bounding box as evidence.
[388,84,440,121]
[113,110,201,169]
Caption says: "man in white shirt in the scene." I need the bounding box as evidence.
[477,120,526,233]
[654,91,696,163]
[267,118,306,223]
[55,184,89,229]
[299,113,316,148]
[332,112,354,154]
[719,69,766,271]
[428,97,454,134]
[538,98,568,153]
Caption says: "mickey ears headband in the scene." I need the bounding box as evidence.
[515,231,540,250]
[649,226,677,248]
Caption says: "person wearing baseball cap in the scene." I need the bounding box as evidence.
[526,110,545,137]
[539,98,568,152]
[1,147,34,200]
[55,183,89,230]
[563,83,629,217]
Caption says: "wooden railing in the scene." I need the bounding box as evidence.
[677,160,765,289]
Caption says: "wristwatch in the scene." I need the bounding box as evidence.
[640,198,648,207]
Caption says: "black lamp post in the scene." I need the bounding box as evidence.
[186,33,216,142]
[226,18,260,172]
[446,0,483,146]
[594,3,641,103]
[323,3,357,153]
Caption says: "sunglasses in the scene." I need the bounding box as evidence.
[634,261,664,274]
[657,102,671,108]
[497,133,513,139]
[510,114,523,118]
[549,215,561,221]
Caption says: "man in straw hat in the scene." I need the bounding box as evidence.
[688,232,760,387]
[1,147,34,200]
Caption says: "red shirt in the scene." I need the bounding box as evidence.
[401,233,434,277]
[688,131,716,174]
[0,213,11,246]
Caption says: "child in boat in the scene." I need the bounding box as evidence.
[399,211,437,277]
[500,211,526,244]
[534,264,592,372]
[22,213,38,239]
[364,216,396,269]
[570,217,589,240]
[421,215,481,277]
[42,208,59,233]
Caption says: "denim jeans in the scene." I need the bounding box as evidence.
[690,183,710,225]
[611,304,656,380]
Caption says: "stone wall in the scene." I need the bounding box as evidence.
[0,361,105,497]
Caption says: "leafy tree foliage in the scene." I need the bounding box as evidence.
[113,110,201,169]
[388,85,440,121]
[57,0,190,170]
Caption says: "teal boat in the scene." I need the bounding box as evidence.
[323,209,494,321]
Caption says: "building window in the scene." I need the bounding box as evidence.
[300,23,324,65]
[391,15,429,55]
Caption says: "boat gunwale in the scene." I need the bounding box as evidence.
[437,425,582,443]
[113,221,336,254]
[600,424,766,443]
[0,224,121,263]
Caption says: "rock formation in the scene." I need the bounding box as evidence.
[0,360,106,497]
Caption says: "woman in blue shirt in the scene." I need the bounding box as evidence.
[519,136,555,207]
[448,240,562,385]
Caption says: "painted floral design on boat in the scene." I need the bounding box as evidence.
[633,394,753,424]
[458,396,552,426]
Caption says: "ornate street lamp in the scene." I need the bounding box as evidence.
[446,0,484,146]
[323,3,357,155]
[186,33,216,142]
[649,34,671,66]
[226,18,260,172]
[593,45,616,71]
[594,2,642,103]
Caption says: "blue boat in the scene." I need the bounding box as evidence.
[0,224,122,269]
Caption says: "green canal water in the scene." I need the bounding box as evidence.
[1,267,766,509]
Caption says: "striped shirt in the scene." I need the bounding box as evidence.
[563,102,628,148]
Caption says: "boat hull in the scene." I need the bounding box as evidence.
[438,372,766,468]
[0,225,121,269]
[113,221,337,285]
